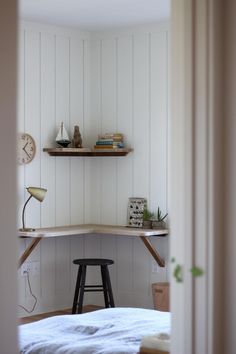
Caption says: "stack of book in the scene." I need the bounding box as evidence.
[94,133,124,150]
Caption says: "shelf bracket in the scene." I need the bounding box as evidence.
[18,237,42,269]
[139,236,165,267]
[18,229,166,269]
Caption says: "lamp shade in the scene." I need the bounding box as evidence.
[20,187,47,231]
[26,187,47,202]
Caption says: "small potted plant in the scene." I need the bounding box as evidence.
[152,207,168,229]
[142,208,154,229]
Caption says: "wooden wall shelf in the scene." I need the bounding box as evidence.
[43,148,133,157]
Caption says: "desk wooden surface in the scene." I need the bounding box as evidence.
[18,224,168,268]
[19,224,168,238]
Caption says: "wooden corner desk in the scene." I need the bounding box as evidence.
[18,224,168,269]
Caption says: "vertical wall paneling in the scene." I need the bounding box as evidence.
[54,236,70,307]
[70,234,84,303]
[55,36,72,303]
[40,31,57,303]
[116,236,133,306]
[149,30,169,284]
[132,236,151,307]
[18,22,169,316]
[41,32,56,227]
[69,37,85,225]
[69,36,85,294]
[40,238,56,309]
[89,39,102,223]
[101,234,117,298]
[55,35,70,226]
[84,234,102,304]
[150,31,168,213]
[54,35,72,303]
[116,35,133,225]
[99,39,118,303]
[18,23,91,316]
[116,36,134,303]
[24,30,41,229]
[132,33,151,306]
[149,237,169,285]
[24,29,42,299]
[89,26,169,307]
[133,33,150,198]
[83,39,92,223]
[100,38,117,225]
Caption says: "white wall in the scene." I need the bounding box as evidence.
[18,21,169,316]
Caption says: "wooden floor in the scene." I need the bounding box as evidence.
[19,305,103,325]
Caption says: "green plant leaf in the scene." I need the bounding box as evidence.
[190,266,204,277]
[159,213,168,222]
[173,264,183,283]
[157,206,162,220]
[143,208,154,221]
[156,206,168,221]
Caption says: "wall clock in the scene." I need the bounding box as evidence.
[17,133,36,165]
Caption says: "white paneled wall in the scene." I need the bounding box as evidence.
[18,22,91,315]
[18,22,169,316]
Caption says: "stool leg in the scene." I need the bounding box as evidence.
[72,265,82,314]
[105,265,115,307]
[77,264,86,314]
[101,265,110,308]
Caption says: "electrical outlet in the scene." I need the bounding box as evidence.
[20,261,40,276]
[152,260,160,273]
[21,262,31,276]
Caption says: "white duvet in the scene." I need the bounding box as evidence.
[19,307,170,354]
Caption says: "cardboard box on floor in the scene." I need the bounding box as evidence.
[152,282,170,312]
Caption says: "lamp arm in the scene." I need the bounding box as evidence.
[22,195,32,230]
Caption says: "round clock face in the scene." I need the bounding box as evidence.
[17,133,36,165]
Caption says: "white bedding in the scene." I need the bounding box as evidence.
[19,307,170,354]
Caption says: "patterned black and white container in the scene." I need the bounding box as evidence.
[127,197,147,228]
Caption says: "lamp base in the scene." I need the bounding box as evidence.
[19,227,36,232]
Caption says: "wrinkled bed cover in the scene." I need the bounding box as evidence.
[19,307,170,354]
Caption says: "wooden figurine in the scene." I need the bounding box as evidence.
[72,125,83,148]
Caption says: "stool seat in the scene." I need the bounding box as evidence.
[72,258,115,314]
[73,258,114,266]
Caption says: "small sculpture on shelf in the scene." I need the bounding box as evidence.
[55,122,71,148]
[72,125,83,148]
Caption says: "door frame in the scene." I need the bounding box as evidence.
[0,0,18,353]
[0,1,226,353]
[170,1,223,353]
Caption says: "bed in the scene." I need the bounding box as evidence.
[18,307,171,354]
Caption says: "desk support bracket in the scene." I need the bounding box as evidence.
[18,225,167,269]
[139,236,165,267]
[18,237,42,269]
[19,236,166,269]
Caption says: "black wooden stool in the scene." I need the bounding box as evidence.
[72,258,115,314]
